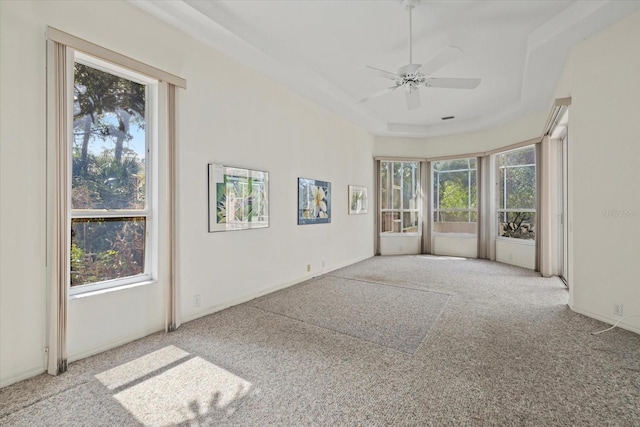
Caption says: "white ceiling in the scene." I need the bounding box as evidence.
[131,0,640,138]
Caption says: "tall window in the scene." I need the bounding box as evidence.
[380,161,420,234]
[70,53,157,291]
[432,158,477,234]
[496,146,536,240]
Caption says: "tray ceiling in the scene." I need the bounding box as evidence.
[131,0,640,138]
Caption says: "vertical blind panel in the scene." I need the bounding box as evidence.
[47,40,69,375]
[167,84,179,332]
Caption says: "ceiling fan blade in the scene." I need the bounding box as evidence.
[364,65,400,80]
[405,88,421,110]
[419,46,463,75]
[425,77,481,89]
[358,85,400,104]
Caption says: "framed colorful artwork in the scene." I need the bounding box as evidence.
[298,178,331,225]
[208,164,269,232]
[348,185,368,214]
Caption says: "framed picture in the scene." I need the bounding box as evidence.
[208,164,269,232]
[348,185,368,214]
[298,178,331,224]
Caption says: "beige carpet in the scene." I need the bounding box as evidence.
[250,275,450,354]
[1,255,639,426]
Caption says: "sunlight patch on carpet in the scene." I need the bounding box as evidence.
[251,276,450,354]
[95,346,252,426]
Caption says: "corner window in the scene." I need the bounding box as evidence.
[432,158,477,234]
[380,161,420,234]
[496,146,536,240]
[70,53,157,292]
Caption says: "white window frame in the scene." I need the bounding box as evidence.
[379,160,422,236]
[68,51,159,296]
[495,146,537,243]
[432,157,478,235]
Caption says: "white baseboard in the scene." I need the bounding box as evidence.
[1,364,46,389]
[181,254,373,324]
[569,304,640,335]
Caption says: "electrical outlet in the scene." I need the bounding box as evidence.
[194,294,201,308]
[306,264,311,272]
[613,303,623,316]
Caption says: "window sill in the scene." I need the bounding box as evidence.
[433,232,477,238]
[379,232,422,237]
[70,279,157,300]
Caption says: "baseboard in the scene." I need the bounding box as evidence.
[569,304,640,335]
[181,253,373,324]
[324,253,373,275]
[67,324,165,363]
[1,364,46,389]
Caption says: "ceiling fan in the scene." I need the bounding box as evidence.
[359,0,481,110]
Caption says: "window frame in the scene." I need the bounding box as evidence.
[379,160,422,236]
[68,51,159,296]
[495,145,537,243]
[431,157,478,235]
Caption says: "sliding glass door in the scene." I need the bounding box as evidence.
[378,160,422,255]
[431,157,478,257]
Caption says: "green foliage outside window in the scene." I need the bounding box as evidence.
[497,147,536,240]
[433,158,477,225]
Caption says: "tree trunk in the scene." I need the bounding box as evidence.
[80,115,92,174]
[114,109,130,164]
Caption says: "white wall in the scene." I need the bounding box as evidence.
[495,239,536,270]
[374,110,547,159]
[0,0,374,387]
[556,11,640,333]
[433,235,478,259]
[1,1,51,387]
[379,235,422,256]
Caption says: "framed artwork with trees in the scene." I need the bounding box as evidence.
[208,164,269,232]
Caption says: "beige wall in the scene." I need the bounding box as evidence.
[2,0,639,389]
[557,10,640,332]
[0,0,375,387]
[374,110,547,159]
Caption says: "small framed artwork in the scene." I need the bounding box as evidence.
[348,185,368,215]
[208,164,269,232]
[298,178,331,224]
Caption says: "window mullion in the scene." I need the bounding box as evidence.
[70,210,148,218]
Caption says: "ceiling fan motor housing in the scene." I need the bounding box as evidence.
[397,64,427,89]
[398,63,421,75]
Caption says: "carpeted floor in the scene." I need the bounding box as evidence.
[250,275,450,354]
[1,255,639,426]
